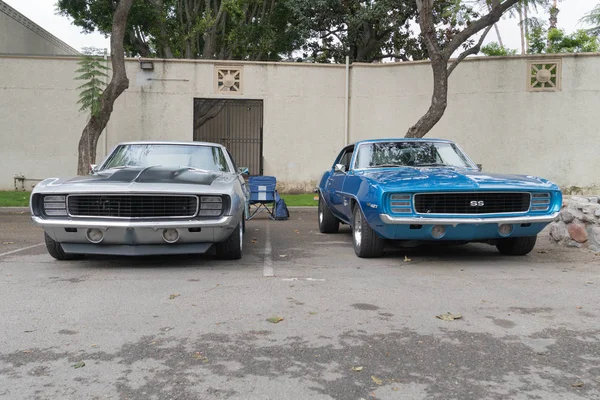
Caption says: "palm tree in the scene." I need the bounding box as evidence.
[513,0,549,53]
[477,0,549,54]
[579,3,600,36]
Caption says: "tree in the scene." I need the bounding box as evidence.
[406,0,521,139]
[74,47,109,118]
[579,3,600,36]
[480,42,518,55]
[528,26,600,53]
[288,0,481,63]
[57,0,304,61]
[77,0,134,175]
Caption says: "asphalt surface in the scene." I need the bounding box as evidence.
[0,210,599,400]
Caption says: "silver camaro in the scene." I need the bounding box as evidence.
[30,141,249,260]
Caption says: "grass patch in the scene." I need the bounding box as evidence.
[0,191,318,208]
[279,193,318,207]
[0,191,31,207]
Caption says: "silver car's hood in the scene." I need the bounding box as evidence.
[33,166,239,195]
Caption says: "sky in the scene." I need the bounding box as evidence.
[3,0,598,55]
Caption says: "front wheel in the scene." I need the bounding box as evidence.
[215,222,243,260]
[352,205,384,258]
[496,235,537,256]
[44,232,82,260]
[318,193,339,233]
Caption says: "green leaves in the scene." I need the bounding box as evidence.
[74,50,108,118]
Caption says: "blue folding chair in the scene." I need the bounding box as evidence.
[246,176,277,220]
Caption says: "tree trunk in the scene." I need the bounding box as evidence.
[405,54,448,138]
[523,6,529,53]
[518,6,525,54]
[76,0,134,175]
[406,0,519,139]
[494,24,504,48]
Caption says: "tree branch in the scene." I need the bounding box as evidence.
[442,0,520,59]
[447,24,493,77]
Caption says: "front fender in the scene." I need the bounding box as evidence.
[345,175,385,226]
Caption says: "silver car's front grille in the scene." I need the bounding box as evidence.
[67,195,199,219]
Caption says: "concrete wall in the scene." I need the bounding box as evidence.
[349,56,600,193]
[0,1,79,56]
[1,53,599,193]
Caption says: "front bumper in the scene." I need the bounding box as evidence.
[372,212,559,241]
[379,212,559,226]
[31,215,239,253]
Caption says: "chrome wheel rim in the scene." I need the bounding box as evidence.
[319,207,323,224]
[354,210,362,247]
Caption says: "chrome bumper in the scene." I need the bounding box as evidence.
[31,215,234,229]
[379,212,559,226]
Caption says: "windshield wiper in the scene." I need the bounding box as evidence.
[414,163,449,167]
[370,163,405,168]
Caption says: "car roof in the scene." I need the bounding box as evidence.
[116,140,225,148]
[349,138,454,146]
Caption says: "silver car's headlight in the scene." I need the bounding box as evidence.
[43,195,67,216]
[198,196,223,216]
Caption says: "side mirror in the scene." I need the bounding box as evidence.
[238,167,249,175]
[334,164,346,173]
[89,164,98,175]
[476,164,483,171]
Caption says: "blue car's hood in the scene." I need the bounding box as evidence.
[355,167,558,191]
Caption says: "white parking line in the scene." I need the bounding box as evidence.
[263,223,274,277]
[0,243,44,258]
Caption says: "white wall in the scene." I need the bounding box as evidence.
[0,54,599,193]
[349,55,600,193]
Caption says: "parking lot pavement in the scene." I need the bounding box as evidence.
[1,211,599,400]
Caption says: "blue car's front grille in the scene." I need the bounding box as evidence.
[414,192,531,215]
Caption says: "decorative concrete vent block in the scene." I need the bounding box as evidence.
[215,66,243,94]
[527,60,561,92]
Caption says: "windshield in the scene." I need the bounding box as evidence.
[354,141,476,169]
[101,144,231,172]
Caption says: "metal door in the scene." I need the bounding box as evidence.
[193,99,264,175]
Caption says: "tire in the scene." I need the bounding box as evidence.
[352,205,384,258]
[496,235,537,256]
[318,193,339,233]
[44,232,82,260]
[215,222,243,260]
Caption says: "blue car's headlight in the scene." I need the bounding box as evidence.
[530,192,551,211]
[390,194,412,213]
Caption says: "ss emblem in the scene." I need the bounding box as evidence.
[470,200,485,207]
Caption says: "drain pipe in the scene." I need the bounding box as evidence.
[344,55,350,145]
[103,48,109,158]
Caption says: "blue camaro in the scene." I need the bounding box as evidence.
[317,139,562,258]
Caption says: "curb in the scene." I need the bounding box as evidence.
[0,207,30,215]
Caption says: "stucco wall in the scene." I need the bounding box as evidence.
[349,56,600,193]
[0,1,79,56]
[1,54,599,193]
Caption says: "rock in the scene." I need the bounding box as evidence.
[592,227,600,246]
[589,197,599,204]
[566,203,584,220]
[567,223,588,243]
[566,239,583,248]
[570,196,590,204]
[596,209,600,217]
[549,222,568,242]
[560,209,576,223]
